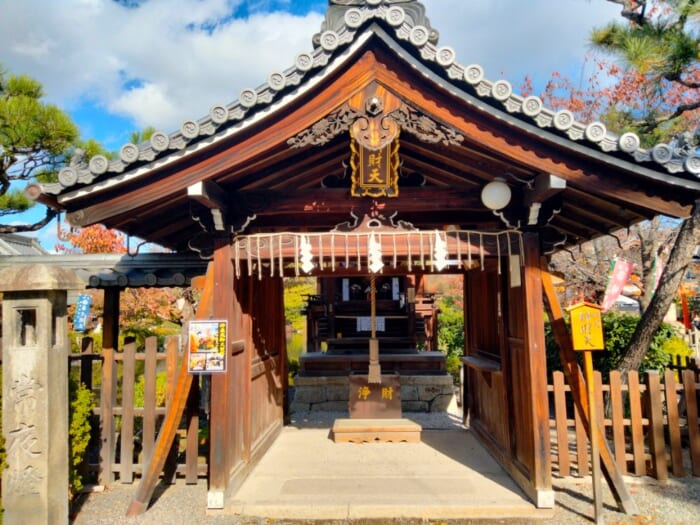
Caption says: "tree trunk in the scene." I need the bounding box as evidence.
[638,217,658,312]
[617,202,700,380]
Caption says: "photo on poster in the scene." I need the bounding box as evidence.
[188,320,227,374]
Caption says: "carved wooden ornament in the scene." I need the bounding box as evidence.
[348,90,401,198]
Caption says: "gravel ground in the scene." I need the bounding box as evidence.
[70,408,700,525]
[70,472,700,525]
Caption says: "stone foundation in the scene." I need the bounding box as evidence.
[290,374,454,413]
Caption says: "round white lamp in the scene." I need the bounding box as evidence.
[480,178,512,210]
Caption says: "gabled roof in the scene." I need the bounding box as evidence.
[28,0,700,254]
[0,233,48,256]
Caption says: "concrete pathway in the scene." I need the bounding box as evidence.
[224,424,553,521]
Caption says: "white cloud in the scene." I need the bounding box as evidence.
[0,0,621,138]
[110,82,179,129]
[424,0,621,83]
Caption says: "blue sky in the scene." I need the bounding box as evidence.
[0,0,622,250]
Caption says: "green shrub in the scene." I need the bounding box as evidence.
[288,356,300,386]
[663,335,693,361]
[69,332,103,354]
[134,371,168,408]
[69,379,96,498]
[437,296,464,358]
[436,295,465,384]
[284,278,316,329]
[284,278,316,386]
[545,312,681,380]
[446,354,462,385]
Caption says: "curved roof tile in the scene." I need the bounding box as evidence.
[42,0,700,196]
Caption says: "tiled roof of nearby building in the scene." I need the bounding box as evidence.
[0,253,207,289]
[0,234,48,256]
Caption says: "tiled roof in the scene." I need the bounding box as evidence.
[40,0,700,198]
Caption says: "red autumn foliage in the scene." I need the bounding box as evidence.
[56,225,187,336]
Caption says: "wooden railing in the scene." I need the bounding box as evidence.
[69,335,205,486]
[548,368,700,480]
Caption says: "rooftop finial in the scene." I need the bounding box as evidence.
[317,0,437,48]
[330,1,414,5]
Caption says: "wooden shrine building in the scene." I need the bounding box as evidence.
[27,0,700,512]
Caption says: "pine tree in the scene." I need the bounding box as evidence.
[0,65,80,233]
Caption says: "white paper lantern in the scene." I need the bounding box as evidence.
[480,178,512,210]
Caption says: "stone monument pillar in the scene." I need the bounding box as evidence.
[0,264,84,525]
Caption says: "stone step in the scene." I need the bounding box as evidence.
[332,418,421,444]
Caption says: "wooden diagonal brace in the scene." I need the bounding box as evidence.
[126,262,216,517]
[541,261,638,515]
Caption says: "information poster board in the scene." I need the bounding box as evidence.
[188,320,228,374]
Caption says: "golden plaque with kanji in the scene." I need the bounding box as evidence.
[349,134,400,198]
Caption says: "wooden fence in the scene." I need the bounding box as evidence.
[69,338,699,484]
[548,367,700,480]
[685,328,700,358]
[69,335,205,486]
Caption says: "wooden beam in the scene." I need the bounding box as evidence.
[521,174,566,226]
[561,197,637,230]
[252,187,482,216]
[188,181,229,231]
[550,214,613,240]
[565,187,651,226]
[402,132,537,185]
[541,262,638,515]
[252,146,347,192]
[526,173,566,206]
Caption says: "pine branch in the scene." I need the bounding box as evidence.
[606,0,647,25]
[667,75,700,90]
[631,97,700,131]
[0,207,57,234]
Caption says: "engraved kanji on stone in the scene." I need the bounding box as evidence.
[7,423,41,459]
[6,464,43,495]
[11,374,43,421]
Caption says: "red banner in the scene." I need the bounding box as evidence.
[601,258,634,312]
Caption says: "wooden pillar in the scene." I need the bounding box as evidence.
[208,240,236,508]
[520,233,553,507]
[461,274,470,423]
[242,274,253,462]
[99,287,120,485]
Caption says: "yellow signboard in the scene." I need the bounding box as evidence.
[568,302,604,351]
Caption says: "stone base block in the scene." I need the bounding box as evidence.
[292,374,454,413]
